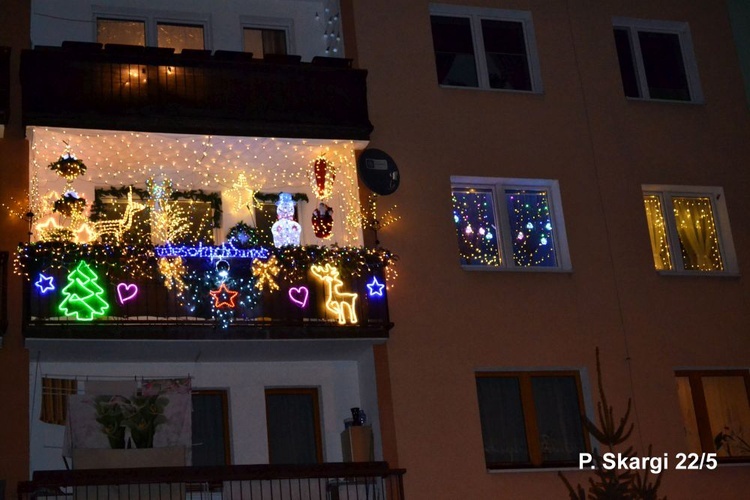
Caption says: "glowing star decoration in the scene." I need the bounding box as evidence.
[252,256,280,292]
[210,283,239,309]
[35,217,61,237]
[228,172,259,214]
[366,277,385,297]
[116,283,139,304]
[35,274,55,294]
[310,263,358,325]
[58,261,110,321]
[288,286,310,308]
[73,223,98,244]
[271,193,302,247]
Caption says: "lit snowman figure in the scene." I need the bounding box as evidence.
[271,192,302,247]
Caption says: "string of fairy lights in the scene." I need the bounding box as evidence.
[11,127,400,328]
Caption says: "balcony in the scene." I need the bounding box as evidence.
[20,242,393,343]
[18,462,406,500]
[20,43,372,140]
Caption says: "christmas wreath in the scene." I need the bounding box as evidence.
[48,153,87,181]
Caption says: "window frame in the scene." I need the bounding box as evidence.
[265,387,323,465]
[642,184,738,275]
[451,176,571,272]
[675,369,750,463]
[612,17,703,103]
[92,6,211,50]
[240,15,295,57]
[429,3,543,93]
[475,370,590,470]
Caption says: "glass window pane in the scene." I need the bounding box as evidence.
[452,187,501,266]
[481,19,531,91]
[675,376,702,453]
[638,31,690,101]
[192,392,228,466]
[97,19,146,46]
[505,189,557,267]
[643,194,672,270]
[266,391,320,464]
[613,28,641,98]
[172,200,214,245]
[430,15,478,87]
[531,376,586,463]
[672,196,723,271]
[476,377,530,465]
[703,376,750,457]
[243,28,287,57]
[157,23,205,53]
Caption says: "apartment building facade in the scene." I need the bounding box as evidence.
[1,0,749,499]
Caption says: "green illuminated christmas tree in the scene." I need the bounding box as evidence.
[59,261,110,321]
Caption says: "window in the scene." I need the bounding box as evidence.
[451,177,571,271]
[642,185,737,274]
[192,390,231,466]
[613,18,702,102]
[265,388,322,464]
[241,16,294,59]
[429,4,542,92]
[475,372,588,469]
[676,370,750,460]
[94,9,208,53]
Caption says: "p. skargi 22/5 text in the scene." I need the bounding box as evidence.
[579,452,718,474]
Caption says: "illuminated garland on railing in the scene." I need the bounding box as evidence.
[16,242,397,283]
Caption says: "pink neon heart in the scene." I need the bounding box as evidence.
[288,286,309,308]
[117,283,139,304]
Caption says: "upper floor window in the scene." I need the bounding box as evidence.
[429,4,542,92]
[476,371,589,469]
[613,17,702,102]
[94,9,208,53]
[241,16,293,59]
[676,370,750,461]
[451,177,571,271]
[642,185,737,274]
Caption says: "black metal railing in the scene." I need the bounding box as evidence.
[20,43,372,139]
[22,248,392,339]
[18,462,406,500]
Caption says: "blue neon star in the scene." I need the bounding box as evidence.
[35,274,55,294]
[366,277,385,297]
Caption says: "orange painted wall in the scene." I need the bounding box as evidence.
[349,0,750,498]
[0,1,31,498]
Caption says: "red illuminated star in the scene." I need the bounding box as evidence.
[209,283,239,309]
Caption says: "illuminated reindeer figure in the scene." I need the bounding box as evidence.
[93,188,146,242]
[310,263,359,325]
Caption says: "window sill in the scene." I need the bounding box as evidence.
[462,265,573,273]
[656,270,740,278]
[487,465,582,474]
[438,84,543,95]
[625,96,704,105]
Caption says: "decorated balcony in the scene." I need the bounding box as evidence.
[15,127,398,341]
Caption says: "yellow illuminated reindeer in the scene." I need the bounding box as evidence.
[93,188,146,242]
[310,263,359,325]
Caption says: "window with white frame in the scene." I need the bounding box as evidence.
[613,17,702,102]
[451,177,571,270]
[676,370,750,460]
[429,4,542,92]
[241,16,293,59]
[642,185,737,273]
[475,371,589,469]
[94,9,208,53]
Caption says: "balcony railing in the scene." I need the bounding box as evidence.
[20,43,373,139]
[18,462,406,500]
[20,243,393,339]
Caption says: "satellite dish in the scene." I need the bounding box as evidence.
[357,149,400,195]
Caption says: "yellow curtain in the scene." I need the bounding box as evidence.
[643,195,672,270]
[672,197,723,271]
[703,376,750,457]
[41,377,77,425]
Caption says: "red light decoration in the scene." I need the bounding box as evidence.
[209,283,239,309]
